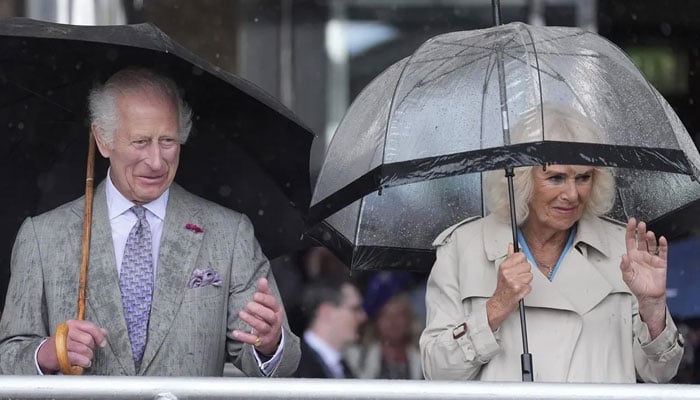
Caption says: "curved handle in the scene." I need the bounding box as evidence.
[55,323,84,375]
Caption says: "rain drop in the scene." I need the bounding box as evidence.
[253,17,259,23]
[215,53,221,59]
[285,182,291,188]
[17,122,24,130]
[659,23,672,37]
[218,185,232,197]
[631,13,637,21]
[689,98,694,105]
[258,209,265,216]
[8,122,12,128]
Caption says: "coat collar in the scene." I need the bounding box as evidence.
[483,214,612,261]
[480,214,625,315]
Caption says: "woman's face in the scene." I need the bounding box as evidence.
[376,297,412,343]
[527,165,595,233]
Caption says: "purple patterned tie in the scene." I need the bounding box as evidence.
[118,205,154,370]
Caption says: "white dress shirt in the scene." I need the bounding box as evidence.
[304,330,345,378]
[105,174,167,277]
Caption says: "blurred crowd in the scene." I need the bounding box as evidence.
[271,246,426,380]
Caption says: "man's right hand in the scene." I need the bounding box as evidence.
[37,320,108,374]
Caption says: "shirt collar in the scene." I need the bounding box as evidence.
[105,169,169,221]
[303,330,342,366]
[483,213,612,260]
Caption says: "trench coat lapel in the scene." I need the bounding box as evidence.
[549,248,612,314]
[483,214,606,314]
[552,216,631,314]
[82,182,135,375]
[140,183,204,372]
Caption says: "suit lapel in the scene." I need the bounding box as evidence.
[83,182,135,375]
[140,184,204,372]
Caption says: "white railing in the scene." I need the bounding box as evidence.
[1,376,700,400]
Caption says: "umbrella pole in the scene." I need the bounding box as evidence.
[492,0,502,25]
[54,132,96,375]
[505,167,534,382]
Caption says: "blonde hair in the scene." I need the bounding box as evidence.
[484,106,616,224]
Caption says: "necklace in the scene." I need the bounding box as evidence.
[539,263,554,278]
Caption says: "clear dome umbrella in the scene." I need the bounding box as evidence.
[307,22,700,273]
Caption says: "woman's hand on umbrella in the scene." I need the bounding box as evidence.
[621,218,668,338]
[487,243,533,331]
[233,277,283,356]
[37,320,107,374]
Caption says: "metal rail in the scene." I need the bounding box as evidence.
[1,376,699,400]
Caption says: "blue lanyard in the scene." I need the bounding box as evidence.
[517,226,577,281]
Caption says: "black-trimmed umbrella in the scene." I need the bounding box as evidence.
[306,19,700,383]
[306,22,700,273]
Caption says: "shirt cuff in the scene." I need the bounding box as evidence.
[253,330,286,376]
[34,338,49,375]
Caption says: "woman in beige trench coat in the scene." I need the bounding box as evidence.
[419,107,684,383]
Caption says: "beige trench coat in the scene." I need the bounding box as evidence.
[419,214,683,383]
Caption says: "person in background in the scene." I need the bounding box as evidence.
[420,106,684,382]
[294,279,367,378]
[0,67,300,376]
[345,272,423,379]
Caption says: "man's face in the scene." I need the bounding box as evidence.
[329,284,367,349]
[95,89,181,204]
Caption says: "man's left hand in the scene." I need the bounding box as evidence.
[233,277,283,356]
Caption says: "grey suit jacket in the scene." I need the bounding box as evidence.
[0,181,300,376]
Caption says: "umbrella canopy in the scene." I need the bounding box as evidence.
[0,18,314,300]
[307,22,700,272]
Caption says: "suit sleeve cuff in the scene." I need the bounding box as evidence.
[34,338,49,375]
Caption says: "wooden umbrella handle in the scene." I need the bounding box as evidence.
[55,132,96,375]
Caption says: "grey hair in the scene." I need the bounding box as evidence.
[88,67,193,148]
[483,105,616,225]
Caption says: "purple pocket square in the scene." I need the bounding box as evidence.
[188,268,222,288]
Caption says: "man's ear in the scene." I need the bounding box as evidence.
[317,302,335,319]
[91,124,110,158]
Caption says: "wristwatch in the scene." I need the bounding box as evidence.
[453,322,467,339]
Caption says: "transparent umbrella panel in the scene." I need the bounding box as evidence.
[310,22,700,271]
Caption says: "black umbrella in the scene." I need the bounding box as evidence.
[0,18,314,302]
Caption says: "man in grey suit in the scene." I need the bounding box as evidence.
[0,68,300,376]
